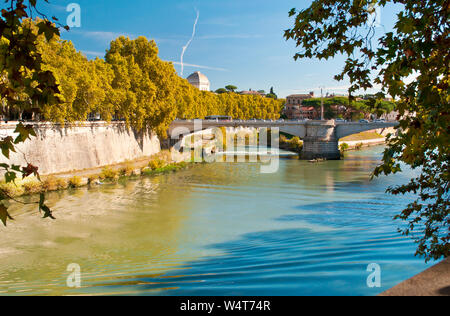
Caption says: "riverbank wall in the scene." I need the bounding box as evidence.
[0,122,161,175]
[0,123,394,176]
[338,127,396,150]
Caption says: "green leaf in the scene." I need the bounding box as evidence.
[0,136,16,159]
[13,123,36,144]
[39,192,45,207]
[4,171,16,183]
[39,193,55,220]
[0,204,14,226]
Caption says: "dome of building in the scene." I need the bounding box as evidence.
[187,71,210,91]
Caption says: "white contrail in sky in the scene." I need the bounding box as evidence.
[180,9,200,77]
[171,61,227,72]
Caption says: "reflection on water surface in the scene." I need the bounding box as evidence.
[0,146,432,295]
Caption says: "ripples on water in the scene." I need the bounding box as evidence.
[0,146,433,296]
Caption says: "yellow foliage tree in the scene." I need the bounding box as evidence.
[35,32,285,138]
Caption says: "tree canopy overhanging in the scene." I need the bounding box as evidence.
[285,0,449,262]
[0,0,66,223]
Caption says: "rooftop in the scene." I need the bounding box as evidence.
[287,92,315,98]
[187,71,210,85]
[240,90,265,96]
[187,71,210,91]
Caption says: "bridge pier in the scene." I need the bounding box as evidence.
[301,137,341,160]
[300,120,340,160]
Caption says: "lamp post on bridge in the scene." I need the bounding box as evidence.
[319,87,325,121]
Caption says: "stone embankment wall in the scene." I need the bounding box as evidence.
[338,127,397,149]
[339,138,386,149]
[0,122,160,175]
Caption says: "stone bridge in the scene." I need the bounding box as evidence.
[168,120,399,160]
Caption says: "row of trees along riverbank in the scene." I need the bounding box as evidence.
[11,20,285,138]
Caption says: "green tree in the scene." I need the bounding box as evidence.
[215,88,228,94]
[285,0,449,261]
[266,86,278,99]
[225,85,237,92]
[365,96,396,118]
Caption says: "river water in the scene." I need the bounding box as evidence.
[0,146,432,296]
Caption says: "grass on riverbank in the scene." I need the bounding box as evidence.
[141,162,188,176]
[341,131,384,141]
[0,150,191,199]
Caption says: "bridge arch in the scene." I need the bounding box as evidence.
[279,126,306,138]
[335,122,398,140]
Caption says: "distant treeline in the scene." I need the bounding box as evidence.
[301,96,396,120]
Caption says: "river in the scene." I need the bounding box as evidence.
[0,146,433,296]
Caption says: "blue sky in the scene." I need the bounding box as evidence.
[29,0,402,98]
